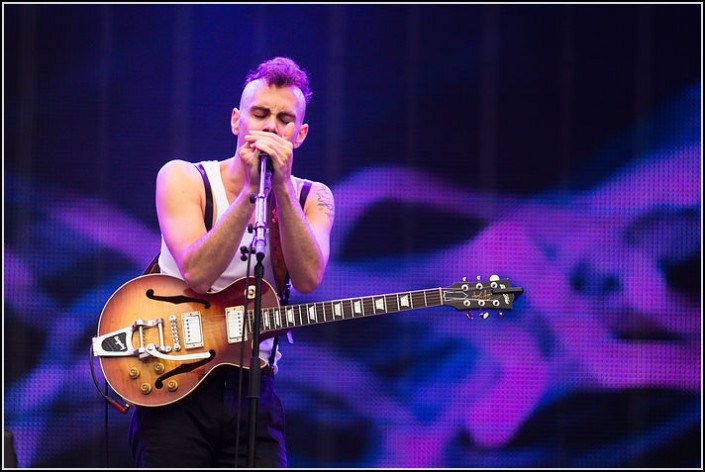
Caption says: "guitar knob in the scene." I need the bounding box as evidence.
[153,363,165,374]
[166,380,178,392]
[128,367,140,379]
[140,383,152,395]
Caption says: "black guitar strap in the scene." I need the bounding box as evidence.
[196,162,214,231]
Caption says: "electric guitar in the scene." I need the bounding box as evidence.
[92,273,523,407]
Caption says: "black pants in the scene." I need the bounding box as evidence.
[129,367,287,468]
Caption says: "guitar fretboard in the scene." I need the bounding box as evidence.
[250,288,444,334]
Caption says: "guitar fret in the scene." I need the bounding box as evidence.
[262,310,270,330]
[399,292,412,310]
[350,299,361,317]
[332,301,344,318]
[388,294,399,313]
[431,288,442,306]
[362,297,374,316]
[316,303,323,322]
[412,291,426,308]
[320,302,328,322]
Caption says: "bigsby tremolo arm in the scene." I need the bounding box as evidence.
[92,317,210,361]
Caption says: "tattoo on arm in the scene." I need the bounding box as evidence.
[315,186,335,220]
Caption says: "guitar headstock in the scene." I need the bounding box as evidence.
[443,275,524,319]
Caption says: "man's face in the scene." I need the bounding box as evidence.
[237,78,306,147]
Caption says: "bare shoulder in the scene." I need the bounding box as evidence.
[157,159,201,187]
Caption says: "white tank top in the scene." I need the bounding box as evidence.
[158,160,306,370]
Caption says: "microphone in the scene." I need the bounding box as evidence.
[258,151,273,175]
[258,151,273,201]
[254,152,272,261]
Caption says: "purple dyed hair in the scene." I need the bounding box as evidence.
[244,56,312,104]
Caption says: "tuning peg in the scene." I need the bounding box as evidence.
[490,274,500,281]
[466,311,473,320]
[480,312,489,320]
[498,311,503,318]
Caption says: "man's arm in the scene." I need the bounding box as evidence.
[156,159,256,293]
[273,179,335,294]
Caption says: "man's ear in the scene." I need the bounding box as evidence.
[293,123,309,149]
[231,108,240,135]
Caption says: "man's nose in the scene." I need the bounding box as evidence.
[261,116,278,134]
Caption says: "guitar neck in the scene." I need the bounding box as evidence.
[257,287,444,334]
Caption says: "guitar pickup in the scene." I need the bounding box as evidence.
[225,305,245,343]
[181,312,203,349]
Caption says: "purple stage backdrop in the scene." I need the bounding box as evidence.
[3,4,702,469]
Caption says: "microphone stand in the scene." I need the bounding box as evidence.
[247,153,271,467]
